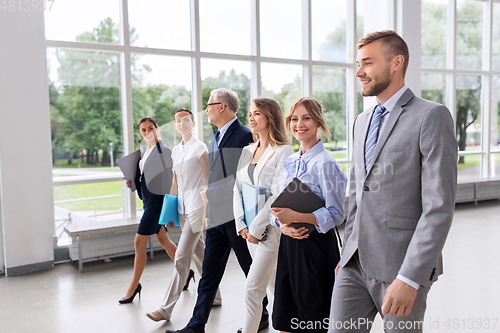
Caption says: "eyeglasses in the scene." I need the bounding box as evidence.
[207,102,223,107]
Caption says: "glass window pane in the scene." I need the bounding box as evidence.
[493,3,500,71]
[260,0,302,59]
[131,55,192,149]
[456,0,483,71]
[312,0,347,63]
[490,154,500,178]
[456,75,482,155]
[356,0,365,43]
[261,63,302,116]
[421,0,448,69]
[201,59,252,146]
[312,67,347,159]
[47,48,122,170]
[200,0,251,55]
[45,0,121,44]
[457,154,481,182]
[421,73,446,105]
[128,0,190,50]
[491,76,500,150]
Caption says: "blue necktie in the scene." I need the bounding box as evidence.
[364,104,386,172]
[211,130,220,161]
[214,130,220,146]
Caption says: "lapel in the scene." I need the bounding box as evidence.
[253,143,275,185]
[141,144,158,175]
[210,119,237,170]
[356,112,371,179]
[366,88,415,176]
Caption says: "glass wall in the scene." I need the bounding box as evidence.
[422,0,500,180]
[44,0,500,237]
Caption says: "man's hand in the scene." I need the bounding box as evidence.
[335,263,340,278]
[124,178,132,189]
[382,279,418,317]
[239,227,249,240]
[280,223,309,240]
[200,186,208,203]
[247,233,259,244]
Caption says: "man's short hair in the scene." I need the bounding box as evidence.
[358,30,410,77]
[210,88,240,113]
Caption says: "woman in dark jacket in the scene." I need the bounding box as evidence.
[120,116,177,304]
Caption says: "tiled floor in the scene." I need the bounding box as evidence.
[1,200,499,333]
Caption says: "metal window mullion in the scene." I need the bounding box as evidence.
[447,0,457,131]
[302,0,312,97]
[251,0,262,99]
[190,0,203,140]
[45,40,124,53]
[119,0,136,218]
[346,0,357,171]
[481,0,493,178]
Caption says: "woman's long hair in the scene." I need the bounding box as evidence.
[251,97,290,147]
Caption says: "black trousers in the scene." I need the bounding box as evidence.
[187,220,268,332]
[273,229,340,333]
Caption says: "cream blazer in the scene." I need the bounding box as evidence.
[233,141,294,240]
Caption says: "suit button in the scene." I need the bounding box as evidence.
[363,186,369,192]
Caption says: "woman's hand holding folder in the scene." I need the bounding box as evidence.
[272,207,310,240]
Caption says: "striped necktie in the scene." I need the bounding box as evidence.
[211,130,220,161]
[364,104,386,172]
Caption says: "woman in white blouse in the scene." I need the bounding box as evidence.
[233,97,294,333]
[146,109,221,322]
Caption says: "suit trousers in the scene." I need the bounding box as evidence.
[187,220,268,332]
[328,253,429,333]
[242,227,280,333]
[157,207,221,320]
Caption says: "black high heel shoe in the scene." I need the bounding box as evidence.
[119,283,141,304]
[183,269,195,291]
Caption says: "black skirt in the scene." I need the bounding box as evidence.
[137,201,166,236]
[273,228,340,333]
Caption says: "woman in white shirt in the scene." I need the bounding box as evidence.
[233,97,293,333]
[146,109,221,322]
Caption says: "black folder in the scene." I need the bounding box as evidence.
[271,177,325,234]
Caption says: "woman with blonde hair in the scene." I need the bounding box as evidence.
[271,97,347,333]
[233,97,294,332]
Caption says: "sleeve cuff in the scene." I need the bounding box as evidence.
[397,274,420,290]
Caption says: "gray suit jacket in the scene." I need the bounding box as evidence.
[340,88,458,288]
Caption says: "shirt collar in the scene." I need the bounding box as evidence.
[283,139,324,178]
[218,117,237,143]
[381,85,408,113]
[182,135,196,148]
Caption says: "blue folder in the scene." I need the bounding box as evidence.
[158,194,180,226]
[242,182,267,227]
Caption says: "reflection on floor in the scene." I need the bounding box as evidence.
[1,201,499,333]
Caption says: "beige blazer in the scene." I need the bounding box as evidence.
[233,141,294,240]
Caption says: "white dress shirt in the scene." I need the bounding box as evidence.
[172,136,208,215]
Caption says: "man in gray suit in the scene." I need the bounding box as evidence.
[329,30,457,333]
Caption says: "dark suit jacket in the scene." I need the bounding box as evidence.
[134,141,173,204]
[206,119,253,227]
